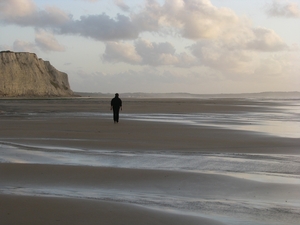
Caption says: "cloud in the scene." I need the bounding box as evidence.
[161,0,240,40]
[0,0,292,49]
[246,27,288,51]
[134,39,177,66]
[59,14,139,41]
[266,0,300,18]
[103,39,197,67]
[0,40,38,53]
[102,25,289,71]
[130,0,240,39]
[0,0,36,19]
[2,29,65,53]
[103,41,142,64]
[131,0,162,32]
[188,25,289,75]
[0,0,294,81]
[12,40,37,52]
[130,0,290,52]
[189,36,296,78]
[101,22,289,72]
[191,40,256,75]
[255,55,286,76]
[114,0,130,12]
[0,0,71,27]
[70,67,197,93]
[0,0,137,41]
[35,29,65,52]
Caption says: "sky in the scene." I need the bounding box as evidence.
[0,0,300,94]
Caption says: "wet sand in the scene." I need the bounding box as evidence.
[1,194,222,225]
[0,98,299,225]
[0,98,299,154]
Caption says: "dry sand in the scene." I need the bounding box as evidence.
[0,98,299,225]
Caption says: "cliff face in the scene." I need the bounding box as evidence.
[0,51,73,97]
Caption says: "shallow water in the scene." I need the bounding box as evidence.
[1,142,299,183]
[123,99,300,138]
[1,142,300,225]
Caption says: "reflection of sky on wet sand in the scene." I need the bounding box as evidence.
[1,143,299,184]
[1,142,300,225]
[20,109,299,138]
[122,112,300,138]
[4,99,299,138]
[244,120,299,138]
[122,100,300,138]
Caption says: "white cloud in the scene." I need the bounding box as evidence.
[0,0,291,50]
[103,42,142,64]
[0,0,36,18]
[186,24,289,75]
[2,30,65,53]
[102,24,290,72]
[176,52,198,67]
[12,40,37,52]
[266,0,300,18]
[246,28,288,51]
[161,0,240,39]
[103,39,198,67]
[0,0,71,26]
[35,29,65,52]
[135,39,177,66]
[131,0,162,32]
[130,0,240,40]
[191,40,256,75]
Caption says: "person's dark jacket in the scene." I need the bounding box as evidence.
[111,97,122,110]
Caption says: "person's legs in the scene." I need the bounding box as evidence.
[115,109,119,122]
[113,108,119,123]
[113,110,116,122]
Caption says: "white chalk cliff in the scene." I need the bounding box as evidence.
[0,51,73,97]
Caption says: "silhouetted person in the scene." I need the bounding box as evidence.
[110,93,122,123]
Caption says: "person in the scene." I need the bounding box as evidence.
[110,93,122,123]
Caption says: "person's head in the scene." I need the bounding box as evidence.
[115,93,119,97]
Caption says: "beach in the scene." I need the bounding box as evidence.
[0,98,300,225]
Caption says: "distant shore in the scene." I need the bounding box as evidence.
[1,91,300,100]
[74,91,300,99]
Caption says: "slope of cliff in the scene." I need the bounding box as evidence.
[0,51,73,97]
